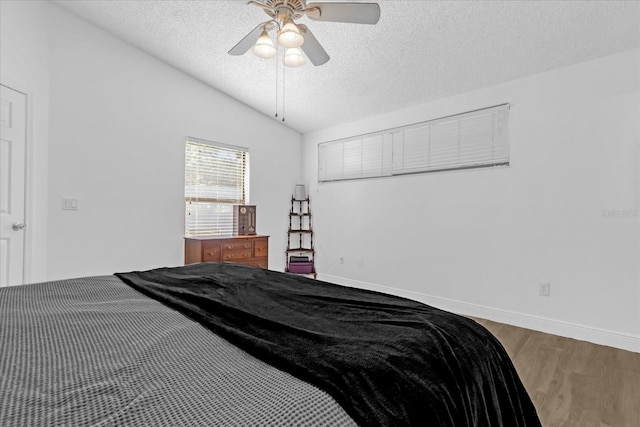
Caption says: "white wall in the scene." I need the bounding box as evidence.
[3,1,638,351]
[46,4,303,279]
[302,49,640,352]
[2,1,302,280]
[0,0,50,283]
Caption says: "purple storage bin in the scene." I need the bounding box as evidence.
[288,262,314,274]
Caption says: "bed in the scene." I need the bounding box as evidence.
[1,262,541,426]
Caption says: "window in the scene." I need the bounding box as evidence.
[184,137,249,236]
[318,104,509,182]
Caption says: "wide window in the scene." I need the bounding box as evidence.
[318,104,509,182]
[184,137,250,236]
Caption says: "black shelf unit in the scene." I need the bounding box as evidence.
[285,196,316,278]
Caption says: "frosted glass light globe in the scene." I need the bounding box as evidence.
[252,30,277,59]
[283,47,305,67]
[277,19,304,48]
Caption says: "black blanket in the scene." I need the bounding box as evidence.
[116,263,540,427]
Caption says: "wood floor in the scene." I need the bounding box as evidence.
[472,318,640,427]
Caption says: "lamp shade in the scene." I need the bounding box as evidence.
[277,18,304,48]
[252,30,277,59]
[283,47,305,67]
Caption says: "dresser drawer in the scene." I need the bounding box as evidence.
[254,238,269,257]
[245,257,268,269]
[220,240,253,252]
[201,243,221,261]
[222,249,253,261]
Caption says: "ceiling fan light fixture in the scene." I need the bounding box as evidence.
[283,47,305,67]
[277,17,304,48]
[252,30,277,59]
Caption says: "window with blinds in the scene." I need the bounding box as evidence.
[318,104,509,182]
[184,137,250,236]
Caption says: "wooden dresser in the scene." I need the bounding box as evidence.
[184,235,269,268]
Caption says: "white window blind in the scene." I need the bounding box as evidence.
[184,137,249,236]
[319,104,509,182]
[319,134,393,181]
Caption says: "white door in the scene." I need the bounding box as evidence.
[0,85,27,287]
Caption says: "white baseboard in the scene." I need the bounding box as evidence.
[319,273,640,353]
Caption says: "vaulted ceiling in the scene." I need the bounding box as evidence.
[53,0,640,133]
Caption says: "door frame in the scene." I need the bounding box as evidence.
[1,79,34,285]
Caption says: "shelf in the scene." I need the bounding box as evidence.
[285,270,317,276]
[287,195,316,279]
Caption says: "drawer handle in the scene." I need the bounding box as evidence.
[243,244,251,248]
[226,245,233,250]
[208,252,216,256]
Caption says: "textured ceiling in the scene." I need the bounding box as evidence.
[52,0,640,134]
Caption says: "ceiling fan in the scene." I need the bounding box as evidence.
[228,0,381,67]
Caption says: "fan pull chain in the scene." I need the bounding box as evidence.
[282,61,286,122]
[275,39,279,118]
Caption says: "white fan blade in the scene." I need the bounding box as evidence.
[298,24,330,66]
[228,24,264,55]
[248,1,274,13]
[305,2,380,24]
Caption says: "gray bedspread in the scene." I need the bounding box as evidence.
[0,276,356,426]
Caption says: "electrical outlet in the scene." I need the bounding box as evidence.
[339,256,344,265]
[539,282,551,297]
[62,198,78,211]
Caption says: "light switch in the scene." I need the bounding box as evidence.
[62,198,78,211]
